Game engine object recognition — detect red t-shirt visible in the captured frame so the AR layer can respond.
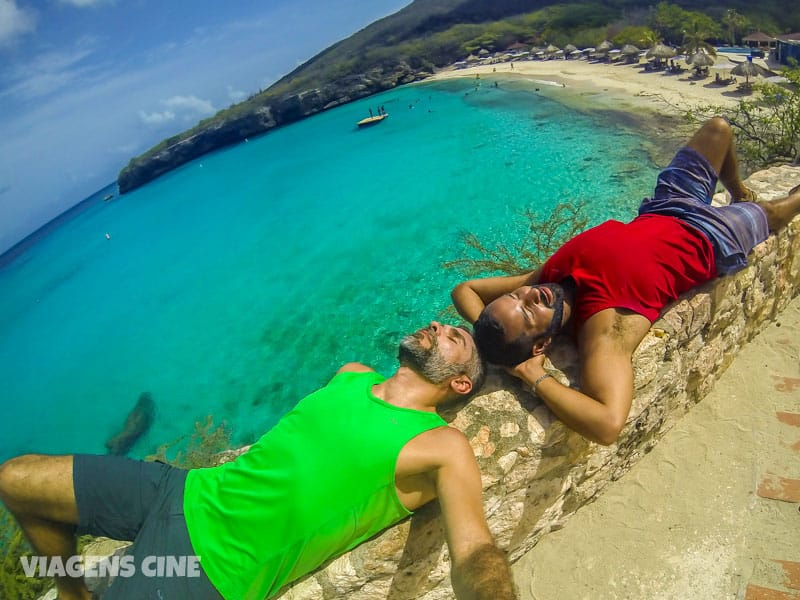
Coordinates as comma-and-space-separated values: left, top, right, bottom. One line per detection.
540, 214, 716, 326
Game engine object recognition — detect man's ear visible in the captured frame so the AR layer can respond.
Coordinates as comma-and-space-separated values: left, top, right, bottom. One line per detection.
449, 374, 473, 397
531, 336, 552, 356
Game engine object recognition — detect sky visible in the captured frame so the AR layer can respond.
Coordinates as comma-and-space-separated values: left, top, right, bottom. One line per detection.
0, 0, 413, 255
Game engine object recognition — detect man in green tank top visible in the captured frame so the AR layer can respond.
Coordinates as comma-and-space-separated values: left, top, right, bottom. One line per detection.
0, 321, 517, 600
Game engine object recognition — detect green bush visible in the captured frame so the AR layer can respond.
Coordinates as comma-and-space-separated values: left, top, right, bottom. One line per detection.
0, 507, 52, 600
685, 66, 800, 171
146, 416, 233, 469
443, 201, 590, 278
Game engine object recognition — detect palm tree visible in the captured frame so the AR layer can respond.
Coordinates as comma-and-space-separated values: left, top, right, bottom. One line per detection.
681, 17, 716, 59
723, 9, 747, 46
640, 29, 660, 49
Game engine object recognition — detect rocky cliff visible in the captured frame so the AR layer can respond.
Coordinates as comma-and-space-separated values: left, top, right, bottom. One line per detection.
117, 64, 426, 193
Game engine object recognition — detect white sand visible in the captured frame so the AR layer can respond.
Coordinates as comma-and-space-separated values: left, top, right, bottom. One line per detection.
428, 58, 749, 116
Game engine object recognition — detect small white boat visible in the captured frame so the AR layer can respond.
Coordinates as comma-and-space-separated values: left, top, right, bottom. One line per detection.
356, 113, 388, 128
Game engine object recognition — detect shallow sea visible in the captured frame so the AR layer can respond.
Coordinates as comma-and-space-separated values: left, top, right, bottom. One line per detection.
0, 77, 661, 461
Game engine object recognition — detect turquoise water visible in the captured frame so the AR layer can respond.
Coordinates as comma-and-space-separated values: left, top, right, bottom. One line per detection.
715, 47, 755, 54
0, 78, 660, 461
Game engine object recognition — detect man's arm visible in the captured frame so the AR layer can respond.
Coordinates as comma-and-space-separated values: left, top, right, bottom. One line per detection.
509, 347, 632, 445
336, 362, 375, 374
451, 269, 541, 323
430, 428, 517, 600
507, 309, 649, 445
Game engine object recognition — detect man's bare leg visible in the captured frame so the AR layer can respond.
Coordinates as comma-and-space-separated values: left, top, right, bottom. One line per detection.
757, 184, 800, 231
0, 455, 91, 600
686, 116, 753, 201
686, 117, 800, 228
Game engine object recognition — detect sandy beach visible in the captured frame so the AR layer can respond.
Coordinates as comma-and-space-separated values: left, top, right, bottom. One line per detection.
428, 56, 753, 115
430, 59, 800, 599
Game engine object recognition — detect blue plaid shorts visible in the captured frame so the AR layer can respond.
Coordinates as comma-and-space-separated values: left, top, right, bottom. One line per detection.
639, 147, 769, 275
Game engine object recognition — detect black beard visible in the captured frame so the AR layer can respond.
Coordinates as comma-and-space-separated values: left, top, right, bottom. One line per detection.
536, 283, 565, 338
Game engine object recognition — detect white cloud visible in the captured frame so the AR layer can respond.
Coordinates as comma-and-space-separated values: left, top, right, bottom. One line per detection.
162, 94, 214, 115
1, 47, 95, 99
227, 85, 246, 103
138, 110, 175, 125
0, 0, 36, 45
110, 142, 139, 155
59, 0, 112, 7
137, 95, 213, 126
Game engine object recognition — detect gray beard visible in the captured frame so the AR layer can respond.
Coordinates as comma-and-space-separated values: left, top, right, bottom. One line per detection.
398, 329, 462, 384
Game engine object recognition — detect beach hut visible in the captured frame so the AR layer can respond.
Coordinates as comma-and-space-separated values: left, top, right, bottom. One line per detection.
563, 44, 578, 59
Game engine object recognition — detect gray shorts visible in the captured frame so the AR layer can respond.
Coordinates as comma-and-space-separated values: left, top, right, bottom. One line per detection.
73, 454, 223, 600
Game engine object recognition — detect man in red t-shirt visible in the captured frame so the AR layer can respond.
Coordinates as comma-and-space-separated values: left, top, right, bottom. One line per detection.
452, 118, 800, 445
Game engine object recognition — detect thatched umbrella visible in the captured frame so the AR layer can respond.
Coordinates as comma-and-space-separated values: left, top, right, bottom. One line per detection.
731, 57, 771, 84
621, 44, 640, 56
478, 48, 490, 56
646, 43, 676, 60
545, 44, 560, 55
597, 40, 613, 53
688, 51, 715, 67
563, 44, 578, 54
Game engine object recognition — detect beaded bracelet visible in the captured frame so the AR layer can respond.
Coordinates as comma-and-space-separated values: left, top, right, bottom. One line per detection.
532, 372, 553, 391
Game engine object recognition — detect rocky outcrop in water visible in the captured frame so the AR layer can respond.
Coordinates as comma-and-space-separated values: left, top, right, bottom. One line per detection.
117, 64, 425, 193
105, 392, 155, 456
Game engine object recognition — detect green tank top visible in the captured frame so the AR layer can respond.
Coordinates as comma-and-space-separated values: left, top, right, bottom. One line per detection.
183, 371, 447, 600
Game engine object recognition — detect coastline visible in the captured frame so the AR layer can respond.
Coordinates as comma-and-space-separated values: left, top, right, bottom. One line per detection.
424, 58, 746, 167
426, 58, 741, 115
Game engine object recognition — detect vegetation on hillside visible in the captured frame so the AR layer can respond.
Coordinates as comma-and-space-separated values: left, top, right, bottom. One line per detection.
123, 0, 800, 171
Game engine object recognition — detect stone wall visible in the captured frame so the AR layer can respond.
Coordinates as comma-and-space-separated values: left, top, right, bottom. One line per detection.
276, 165, 800, 600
